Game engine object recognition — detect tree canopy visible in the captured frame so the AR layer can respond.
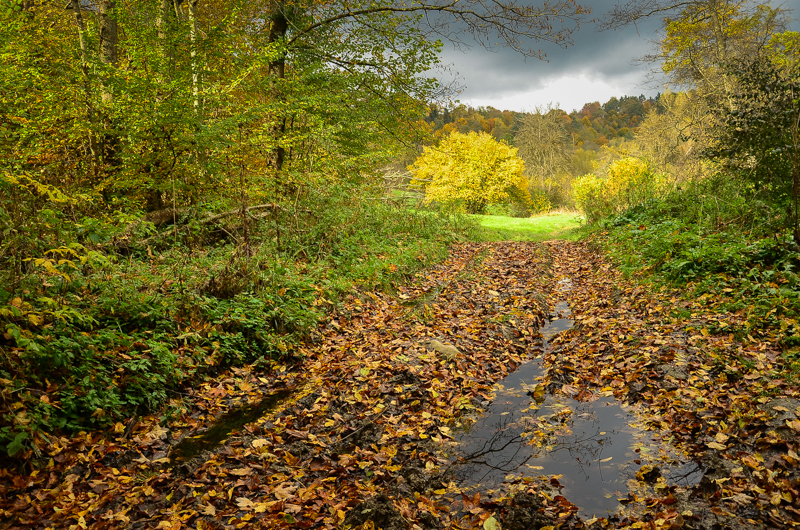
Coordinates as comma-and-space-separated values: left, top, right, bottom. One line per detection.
410, 131, 528, 214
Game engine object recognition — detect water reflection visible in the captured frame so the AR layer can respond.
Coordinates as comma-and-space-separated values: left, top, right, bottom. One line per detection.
456, 390, 689, 518
453, 279, 701, 519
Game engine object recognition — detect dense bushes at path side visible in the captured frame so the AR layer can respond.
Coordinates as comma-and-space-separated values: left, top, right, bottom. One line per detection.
586, 174, 800, 380
0, 184, 475, 458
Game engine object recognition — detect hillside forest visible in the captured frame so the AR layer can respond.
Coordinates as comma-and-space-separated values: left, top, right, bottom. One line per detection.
4, 0, 800, 528
415, 95, 661, 211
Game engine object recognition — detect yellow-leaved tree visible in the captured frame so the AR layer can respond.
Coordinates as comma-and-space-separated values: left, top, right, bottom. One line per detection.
572, 157, 669, 222
410, 131, 528, 214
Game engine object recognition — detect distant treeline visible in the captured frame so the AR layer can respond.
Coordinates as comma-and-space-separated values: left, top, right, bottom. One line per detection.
426, 94, 662, 150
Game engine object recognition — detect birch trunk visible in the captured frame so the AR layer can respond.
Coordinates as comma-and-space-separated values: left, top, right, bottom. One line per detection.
69, 0, 100, 166
97, 0, 120, 173
187, 0, 201, 115
97, 0, 118, 104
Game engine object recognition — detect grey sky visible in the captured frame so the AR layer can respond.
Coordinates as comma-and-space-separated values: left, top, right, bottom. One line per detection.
437, 0, 800, 112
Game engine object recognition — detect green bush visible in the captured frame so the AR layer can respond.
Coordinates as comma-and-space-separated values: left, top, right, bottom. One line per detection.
0, 183, 473, 457
593, 174, 800, 352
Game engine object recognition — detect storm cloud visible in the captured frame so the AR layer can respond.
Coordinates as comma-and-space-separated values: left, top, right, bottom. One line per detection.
434, 0, 799, 111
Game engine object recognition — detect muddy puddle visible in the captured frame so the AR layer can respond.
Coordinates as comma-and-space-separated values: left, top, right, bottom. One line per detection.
453, 279, 702, 519
169, 388, 294, 463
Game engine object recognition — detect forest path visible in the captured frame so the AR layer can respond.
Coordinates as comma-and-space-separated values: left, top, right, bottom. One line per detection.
2, 241, 799, 529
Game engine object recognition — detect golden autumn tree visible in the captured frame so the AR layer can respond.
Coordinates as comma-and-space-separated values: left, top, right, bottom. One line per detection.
410, 131, 528, 214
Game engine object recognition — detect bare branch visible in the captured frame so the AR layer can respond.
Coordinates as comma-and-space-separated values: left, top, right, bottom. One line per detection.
599, 0, 694, 31
286, 0, 589, 59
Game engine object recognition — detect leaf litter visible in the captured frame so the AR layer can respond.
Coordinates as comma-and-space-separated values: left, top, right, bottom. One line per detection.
0, 241, 798, 529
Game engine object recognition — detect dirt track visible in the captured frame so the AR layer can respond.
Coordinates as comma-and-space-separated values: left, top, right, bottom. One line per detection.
2, 241, 799, 529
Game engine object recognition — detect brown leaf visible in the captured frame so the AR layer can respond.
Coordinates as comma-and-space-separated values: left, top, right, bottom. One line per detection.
236, 497, 255, 511
274, 482, 298, 500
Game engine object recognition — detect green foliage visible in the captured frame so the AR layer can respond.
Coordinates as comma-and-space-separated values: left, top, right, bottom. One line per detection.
704, 56, 800, 243
592, 174, 800, 348
0, 0, 454, 456
0, 184, 471, 457
766, 30, 800, 67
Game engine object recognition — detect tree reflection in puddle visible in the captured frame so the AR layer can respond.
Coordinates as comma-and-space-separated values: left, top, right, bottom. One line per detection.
453, 279, 701, 519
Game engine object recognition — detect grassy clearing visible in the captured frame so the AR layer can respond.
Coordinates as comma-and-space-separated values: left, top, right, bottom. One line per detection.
472, 211, 585, 241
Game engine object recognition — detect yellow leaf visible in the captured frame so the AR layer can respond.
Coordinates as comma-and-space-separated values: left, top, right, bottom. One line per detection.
483, 516, 500, 530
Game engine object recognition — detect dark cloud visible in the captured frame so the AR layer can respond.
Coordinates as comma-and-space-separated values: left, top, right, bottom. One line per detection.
437, 0, 799, 109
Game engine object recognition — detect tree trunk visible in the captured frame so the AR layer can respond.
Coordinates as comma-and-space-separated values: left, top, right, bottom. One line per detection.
268, 4, 288, 172
97, 0, 120, 174
156, 0, 175, 68
187, 0, 208, 196
187, 0, 201, 115
97, 0, 118, 103
708, 0, 735, 111
69, 0, 100, 167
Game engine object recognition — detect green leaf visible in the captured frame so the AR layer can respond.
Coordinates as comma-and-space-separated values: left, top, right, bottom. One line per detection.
7, 432, 28, 456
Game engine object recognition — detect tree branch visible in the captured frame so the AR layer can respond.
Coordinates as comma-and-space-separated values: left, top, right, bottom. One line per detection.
285, 0, 588, 58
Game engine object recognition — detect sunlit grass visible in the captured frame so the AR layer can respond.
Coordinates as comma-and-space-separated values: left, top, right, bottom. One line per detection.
472, 210, 585, 241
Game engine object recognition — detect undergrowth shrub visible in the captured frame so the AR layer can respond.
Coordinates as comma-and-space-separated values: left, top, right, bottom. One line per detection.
0, 182, 472, 457
594, 172, 800, 355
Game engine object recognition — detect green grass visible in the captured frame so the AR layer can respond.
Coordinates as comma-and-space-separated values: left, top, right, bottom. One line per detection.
472, 211, 585, 241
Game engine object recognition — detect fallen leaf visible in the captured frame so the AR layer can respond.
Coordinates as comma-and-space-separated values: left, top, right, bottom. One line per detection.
236, 497, 255, 511
274, 482, 298, 500
483, 516, 500, 530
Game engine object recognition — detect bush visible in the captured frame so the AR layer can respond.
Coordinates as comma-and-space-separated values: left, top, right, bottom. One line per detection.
591, 174, 800, 354
572, 157, 668, 223
0, 182, 474, 457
